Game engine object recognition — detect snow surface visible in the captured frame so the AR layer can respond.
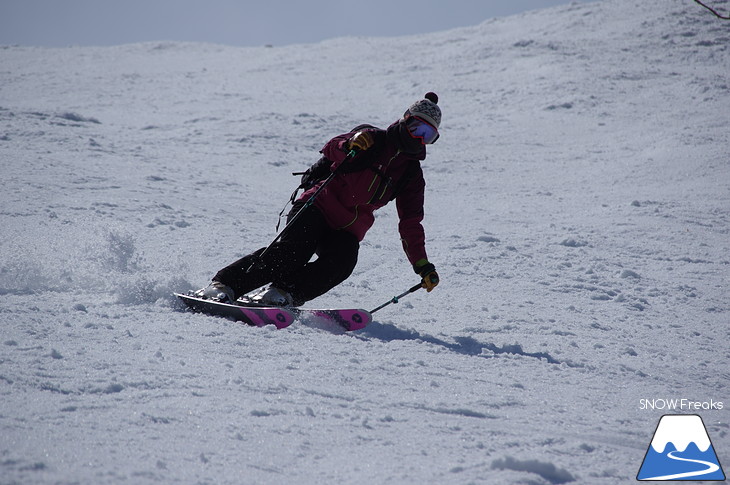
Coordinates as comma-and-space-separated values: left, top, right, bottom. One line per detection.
1, 0, 729, 483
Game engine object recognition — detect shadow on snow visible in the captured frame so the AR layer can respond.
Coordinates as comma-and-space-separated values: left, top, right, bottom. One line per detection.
357, 320, 562, 365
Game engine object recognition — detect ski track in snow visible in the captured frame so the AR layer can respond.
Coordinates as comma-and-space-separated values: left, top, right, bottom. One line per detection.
1, 0, 729, 483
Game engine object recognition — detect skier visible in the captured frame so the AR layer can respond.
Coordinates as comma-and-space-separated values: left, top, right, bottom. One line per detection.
195, 92, 442, 307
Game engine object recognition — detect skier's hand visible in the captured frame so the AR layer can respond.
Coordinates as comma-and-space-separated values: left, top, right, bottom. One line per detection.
348, 131, 374, 152
414, 259, 439, 292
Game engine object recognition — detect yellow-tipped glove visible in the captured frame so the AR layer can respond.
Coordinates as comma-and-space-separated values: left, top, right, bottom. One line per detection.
414, 259, 439, 292
348, 131, 374, 151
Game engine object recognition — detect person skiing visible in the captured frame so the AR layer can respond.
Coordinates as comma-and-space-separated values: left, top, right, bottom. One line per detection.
195, 92, 442, 307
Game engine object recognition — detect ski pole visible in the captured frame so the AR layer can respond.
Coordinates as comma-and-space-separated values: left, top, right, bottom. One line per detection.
249, 149, 359, 270
370, 283, 423, 315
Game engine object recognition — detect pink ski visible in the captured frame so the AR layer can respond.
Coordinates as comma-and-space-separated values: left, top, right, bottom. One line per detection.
297, 309, 372, 331
176, 293, 370, 331
176, 293, 295, 329
239, 307, 294, 329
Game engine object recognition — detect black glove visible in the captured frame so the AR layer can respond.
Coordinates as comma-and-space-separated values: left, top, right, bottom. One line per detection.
299, 156, 332, 190
414, 259, 439, 292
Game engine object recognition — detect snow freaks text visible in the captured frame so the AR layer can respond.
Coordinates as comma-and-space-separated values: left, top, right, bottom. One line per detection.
639, 398, 724, 411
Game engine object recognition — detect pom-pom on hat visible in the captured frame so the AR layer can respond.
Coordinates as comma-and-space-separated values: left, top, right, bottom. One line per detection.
405, 92, 441, 129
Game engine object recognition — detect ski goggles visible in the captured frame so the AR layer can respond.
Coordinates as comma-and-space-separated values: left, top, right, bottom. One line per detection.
406, 116, 439, 144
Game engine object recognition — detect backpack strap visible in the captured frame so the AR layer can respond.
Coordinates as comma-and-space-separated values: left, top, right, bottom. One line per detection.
388, 160, 420, 201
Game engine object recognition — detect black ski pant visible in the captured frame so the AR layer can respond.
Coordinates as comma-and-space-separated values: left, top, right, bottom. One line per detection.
213, 204, 359, 306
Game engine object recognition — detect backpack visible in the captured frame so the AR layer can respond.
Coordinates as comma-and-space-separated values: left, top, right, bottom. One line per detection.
294, 124, 380, 191
277, 125, 420, 229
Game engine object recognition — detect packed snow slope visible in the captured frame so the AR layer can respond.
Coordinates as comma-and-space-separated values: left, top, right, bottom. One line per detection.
1, 0, 728, 483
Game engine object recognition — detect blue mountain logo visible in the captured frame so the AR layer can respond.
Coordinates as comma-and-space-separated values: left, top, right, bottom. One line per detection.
637, 414, 725, 481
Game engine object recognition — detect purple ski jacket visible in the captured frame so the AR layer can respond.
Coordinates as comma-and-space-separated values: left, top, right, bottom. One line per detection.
299, 124, 429, 265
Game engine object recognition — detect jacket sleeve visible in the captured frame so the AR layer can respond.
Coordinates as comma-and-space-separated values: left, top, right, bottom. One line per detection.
320, 133, 352, 167
396, 165, 428, 265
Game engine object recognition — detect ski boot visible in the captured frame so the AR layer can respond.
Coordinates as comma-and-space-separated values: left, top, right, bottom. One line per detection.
193, 281, 235, 304
240, 286, 294, 307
